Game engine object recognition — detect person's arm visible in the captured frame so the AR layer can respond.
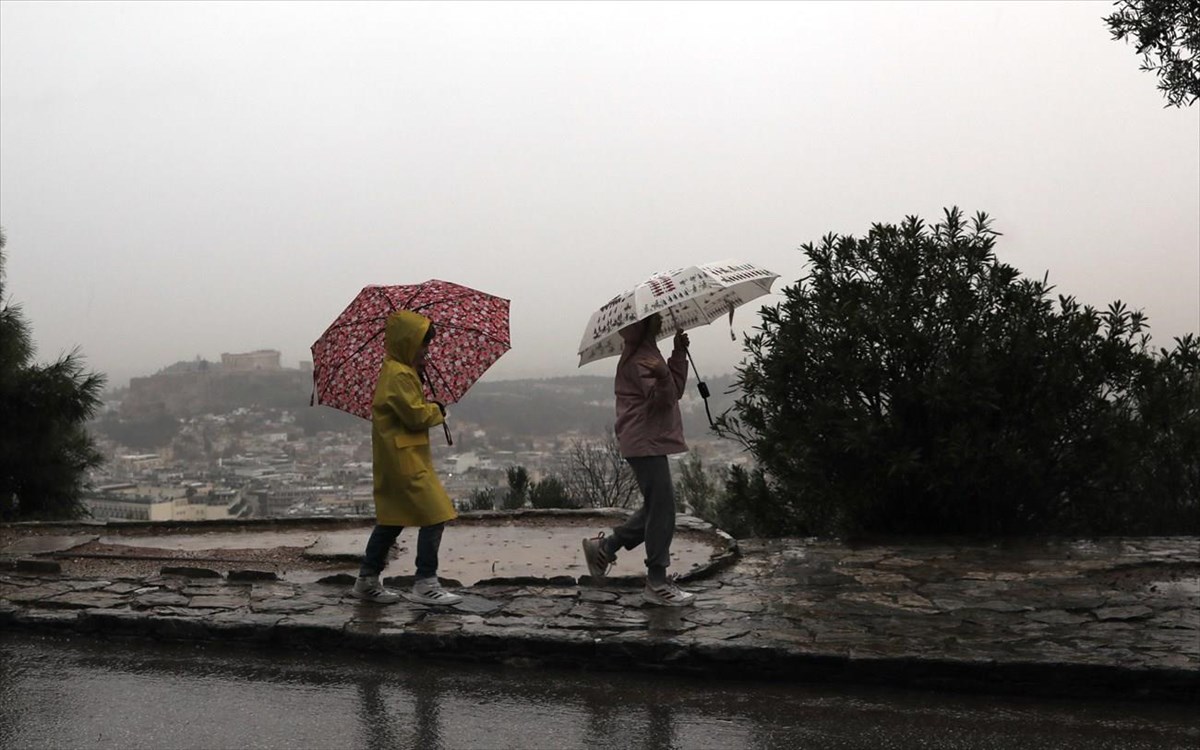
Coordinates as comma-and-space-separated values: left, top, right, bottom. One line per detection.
384, 370, 445, 431
637, 356, 679, 411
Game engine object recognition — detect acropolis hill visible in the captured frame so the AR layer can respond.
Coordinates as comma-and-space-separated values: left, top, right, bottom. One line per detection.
123, 350, 312, 418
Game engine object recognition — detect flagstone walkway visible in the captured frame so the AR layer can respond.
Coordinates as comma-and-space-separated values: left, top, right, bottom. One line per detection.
2, 515, 1196, 703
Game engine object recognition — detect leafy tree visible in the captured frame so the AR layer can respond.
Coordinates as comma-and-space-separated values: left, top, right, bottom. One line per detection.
1122, 334, 1200, 528
716, 465, 788, 539
1105, 0, 1199, 107
505, 465, 530, 508
464, 487, 496, 511
718, 208, 1199, 536
529, 475, 576, 509
675, 453, 720, 518
0, 227, 106, 520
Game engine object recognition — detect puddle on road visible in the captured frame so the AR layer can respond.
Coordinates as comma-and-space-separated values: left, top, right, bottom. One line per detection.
88, 520, 726, 586
300, 524, 722, 585
98, 531, 319, 551
1146, 578, 1200, 596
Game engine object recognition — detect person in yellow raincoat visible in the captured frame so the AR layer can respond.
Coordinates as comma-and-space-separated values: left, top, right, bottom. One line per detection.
351, 310, 462, 606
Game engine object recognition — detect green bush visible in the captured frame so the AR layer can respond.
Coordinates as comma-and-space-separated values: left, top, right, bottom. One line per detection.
503, 465, 529, 509
529, 476, 576, 509
464, 487, 497, 511
719, 208, 1199, 536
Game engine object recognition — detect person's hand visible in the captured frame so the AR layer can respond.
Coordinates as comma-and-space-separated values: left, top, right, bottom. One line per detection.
433, 400, 446, 416
674, 330, 690, 351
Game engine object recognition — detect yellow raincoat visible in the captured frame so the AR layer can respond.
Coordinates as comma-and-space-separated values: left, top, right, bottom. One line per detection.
371, 311, 458, 527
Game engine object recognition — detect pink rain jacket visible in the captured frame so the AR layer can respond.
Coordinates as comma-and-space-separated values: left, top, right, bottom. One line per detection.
613, 319, 689, 458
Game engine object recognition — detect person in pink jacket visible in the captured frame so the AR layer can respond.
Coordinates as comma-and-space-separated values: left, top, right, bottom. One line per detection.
582, 312, 696, 606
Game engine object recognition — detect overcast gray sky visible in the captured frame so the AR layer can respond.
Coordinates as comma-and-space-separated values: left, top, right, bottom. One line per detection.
2, 1, 1197, 389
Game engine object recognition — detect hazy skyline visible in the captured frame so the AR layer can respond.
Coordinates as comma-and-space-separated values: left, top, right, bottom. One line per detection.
2, 1, 1197, 389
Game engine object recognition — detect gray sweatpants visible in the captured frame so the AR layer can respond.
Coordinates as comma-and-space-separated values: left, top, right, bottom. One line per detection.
608, 455, 675, 584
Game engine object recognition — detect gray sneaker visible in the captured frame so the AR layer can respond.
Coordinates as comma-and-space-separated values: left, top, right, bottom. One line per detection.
644, 579, 696, 607
407, 578, 462, 606
350, 575, 401, 605
582, 533, 614, 580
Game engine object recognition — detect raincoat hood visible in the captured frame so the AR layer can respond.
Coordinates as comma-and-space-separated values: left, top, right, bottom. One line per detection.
384, 310, 432, 366
617, 317, 660, 368
618, 318, 651, 345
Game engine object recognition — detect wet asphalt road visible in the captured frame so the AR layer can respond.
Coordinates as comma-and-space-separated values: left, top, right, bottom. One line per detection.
1, 632, 1196, 750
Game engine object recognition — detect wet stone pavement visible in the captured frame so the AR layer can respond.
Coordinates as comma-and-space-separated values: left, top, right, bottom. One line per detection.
1, 515, 1197, 703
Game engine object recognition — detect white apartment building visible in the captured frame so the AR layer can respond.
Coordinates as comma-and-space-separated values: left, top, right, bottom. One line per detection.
85, 484, 248, 522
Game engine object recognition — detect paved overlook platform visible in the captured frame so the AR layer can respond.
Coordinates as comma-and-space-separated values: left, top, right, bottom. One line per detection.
1, 511, 1197, 703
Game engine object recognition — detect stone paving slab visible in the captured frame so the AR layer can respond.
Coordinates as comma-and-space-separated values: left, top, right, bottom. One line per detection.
1, 534, 1197, 703
1, 534, 98, 556
1, 513, 735, 587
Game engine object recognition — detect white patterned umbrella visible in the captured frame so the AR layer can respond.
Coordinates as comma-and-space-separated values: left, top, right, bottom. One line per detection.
577, 260, 779, 367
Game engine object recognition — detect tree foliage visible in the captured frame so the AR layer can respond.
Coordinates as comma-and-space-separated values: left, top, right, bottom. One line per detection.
529, 475, 575, 509
0, 227, 106, 520
718, 208, 1200, 536
504, 465, 530, 509
674, 453, 718, 519
465, 487, 497, 511
1105, 0, 1200, 107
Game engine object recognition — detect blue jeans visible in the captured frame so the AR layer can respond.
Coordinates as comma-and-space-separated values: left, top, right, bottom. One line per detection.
359, 523, 445, 579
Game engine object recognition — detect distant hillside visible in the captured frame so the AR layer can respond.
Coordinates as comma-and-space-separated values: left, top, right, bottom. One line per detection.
120, 366, 311, 418
103, 364, 743, 442
451, 373, 741, 438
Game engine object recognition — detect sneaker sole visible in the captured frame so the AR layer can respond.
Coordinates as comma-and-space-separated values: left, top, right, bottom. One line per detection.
645, 598, 695, 608
643, 591, 696, 608
403, 592, 462, 606
349, 591, 400, 605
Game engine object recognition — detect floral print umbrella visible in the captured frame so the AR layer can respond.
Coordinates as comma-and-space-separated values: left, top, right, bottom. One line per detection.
577, 259, 778, 367
311, 280, 511, 420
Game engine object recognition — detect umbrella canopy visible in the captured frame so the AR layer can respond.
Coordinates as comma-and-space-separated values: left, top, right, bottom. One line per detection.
577, 259, 779, 367
311, 280, 511, 420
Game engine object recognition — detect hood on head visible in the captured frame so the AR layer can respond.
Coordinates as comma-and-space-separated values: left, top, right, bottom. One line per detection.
384, 310, 432, 365
619, 318, 650, 344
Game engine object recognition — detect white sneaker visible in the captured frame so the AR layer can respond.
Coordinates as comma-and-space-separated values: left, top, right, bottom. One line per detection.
644, 579, 696, 607
350, 575, 401, 604
408, 578, 463, 606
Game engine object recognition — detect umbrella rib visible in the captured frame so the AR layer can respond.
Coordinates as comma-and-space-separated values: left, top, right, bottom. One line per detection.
399, 283, 475, 311
429, 319, 512, 349
316, 331, 386, 391
422, 359, 454, 401
408, 288, 484, 312
319, 315, 391, 335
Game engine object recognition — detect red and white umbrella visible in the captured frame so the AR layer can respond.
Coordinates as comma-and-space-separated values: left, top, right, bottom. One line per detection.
576, 259, 778, 427
311, 280, 511, 423
577, 259, 778, 367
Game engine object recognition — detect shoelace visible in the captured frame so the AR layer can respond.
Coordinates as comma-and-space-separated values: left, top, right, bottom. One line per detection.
649, 577, 689, 599
417, 584, 452, 600
592, 533, 614, 567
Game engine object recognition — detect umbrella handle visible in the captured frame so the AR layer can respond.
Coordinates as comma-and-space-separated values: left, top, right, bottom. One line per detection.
669, 314, 715, 429
684, 348, 714, 429
427, 382, 454, 446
